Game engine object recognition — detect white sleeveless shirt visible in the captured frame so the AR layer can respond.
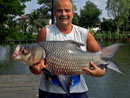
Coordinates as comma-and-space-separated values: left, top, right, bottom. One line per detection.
39, 24, 88, 93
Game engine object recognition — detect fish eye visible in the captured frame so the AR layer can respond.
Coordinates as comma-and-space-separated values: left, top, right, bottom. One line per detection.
20, 48, 29, 55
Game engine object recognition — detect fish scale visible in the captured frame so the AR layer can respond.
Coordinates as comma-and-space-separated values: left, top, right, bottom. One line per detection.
12, 40, 122, 75
45, 51, 88, 75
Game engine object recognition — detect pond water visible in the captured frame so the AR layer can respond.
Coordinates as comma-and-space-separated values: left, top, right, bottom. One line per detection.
0, 44, 31, 74
84, 42, 130, 98
0, 42, 130, 98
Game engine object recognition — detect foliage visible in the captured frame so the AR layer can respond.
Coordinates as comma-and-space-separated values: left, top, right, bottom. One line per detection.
27, 11, 41, 34
1, 0, 130, 43
21, 0, 52, 34
102, 31, 107, 40
107, 31, 112, 39
106, 0, 130, 34
79, 1, 101, 28
101, 18, 116, 33
112, 32, 119, 39
71, 1, 79, 25
88, 27, 101, 39
3, 26, 35, 41
0, 0, 30, 24
0, 0, 31, 43
93, 33, 101, 39
0, 25, 9, 43
88, 27, 95, 34
37, 0, 52, 14
72, 12, 79, 25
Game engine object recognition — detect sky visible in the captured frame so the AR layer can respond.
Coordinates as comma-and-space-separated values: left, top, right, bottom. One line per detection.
25, 0, 109, 19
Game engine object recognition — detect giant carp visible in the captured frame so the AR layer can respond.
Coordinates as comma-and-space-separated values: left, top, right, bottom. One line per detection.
12, 40, 122, 74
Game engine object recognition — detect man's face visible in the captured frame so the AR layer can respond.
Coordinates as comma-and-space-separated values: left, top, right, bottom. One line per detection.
55, 0, 74, 26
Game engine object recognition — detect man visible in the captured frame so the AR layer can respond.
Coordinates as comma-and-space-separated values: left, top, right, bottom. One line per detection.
30, 0, 106, 98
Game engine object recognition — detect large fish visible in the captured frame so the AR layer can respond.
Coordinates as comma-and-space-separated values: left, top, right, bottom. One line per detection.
12, 40, 122, 74
12, 40, 122, 95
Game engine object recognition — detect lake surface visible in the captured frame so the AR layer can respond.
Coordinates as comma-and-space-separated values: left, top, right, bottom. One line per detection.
0, 42, 130, 98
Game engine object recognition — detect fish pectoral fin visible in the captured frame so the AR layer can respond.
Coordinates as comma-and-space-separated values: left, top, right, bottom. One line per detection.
58, 75, 72, 97
42, 68, 52, 77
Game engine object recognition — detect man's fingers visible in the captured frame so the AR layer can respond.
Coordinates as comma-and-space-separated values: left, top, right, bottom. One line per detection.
82, 61, 98, 75
82, 67, 93, 75
90, 61, 97, 68
82, 61, 106, 76
35, 60, 47, 68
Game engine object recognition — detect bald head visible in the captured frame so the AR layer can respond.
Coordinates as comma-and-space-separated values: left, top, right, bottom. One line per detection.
55, 0, 73, 4
55, 0, 74, 12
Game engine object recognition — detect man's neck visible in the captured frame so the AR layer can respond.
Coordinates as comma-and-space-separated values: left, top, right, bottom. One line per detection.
56, 23, 73, 34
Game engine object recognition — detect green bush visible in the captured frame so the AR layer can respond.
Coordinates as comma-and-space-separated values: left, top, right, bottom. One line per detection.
94, 33, 100, 39
108, 31, 112, 39
102, 31, 107, 40
112, 32, 118, 39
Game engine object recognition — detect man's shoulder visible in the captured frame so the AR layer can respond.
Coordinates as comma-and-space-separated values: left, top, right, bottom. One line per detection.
46, 24, 56, 29
73, 24, 88, 32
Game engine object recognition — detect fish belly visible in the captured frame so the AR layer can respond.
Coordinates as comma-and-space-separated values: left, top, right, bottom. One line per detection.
46, 53, 93, 75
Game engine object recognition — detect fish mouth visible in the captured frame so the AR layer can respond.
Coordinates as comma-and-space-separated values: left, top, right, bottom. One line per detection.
12, 45, 21, 59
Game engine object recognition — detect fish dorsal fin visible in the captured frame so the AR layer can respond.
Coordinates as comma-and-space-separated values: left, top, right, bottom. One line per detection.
67, 40, 84, 46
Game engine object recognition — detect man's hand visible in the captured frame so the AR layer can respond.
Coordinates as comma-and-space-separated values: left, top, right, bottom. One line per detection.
82, 61, 106, 77
29, 60, 47, 74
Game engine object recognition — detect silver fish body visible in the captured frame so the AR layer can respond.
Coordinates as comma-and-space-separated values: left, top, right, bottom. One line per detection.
39, 41, 102, 75
12, 40, 122, 75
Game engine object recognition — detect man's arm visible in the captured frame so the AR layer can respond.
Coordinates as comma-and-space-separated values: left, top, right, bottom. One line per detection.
29, 27, 46, 74
87, 32, 101, 52
82, 32, 106, 77
36, 27, 46, 42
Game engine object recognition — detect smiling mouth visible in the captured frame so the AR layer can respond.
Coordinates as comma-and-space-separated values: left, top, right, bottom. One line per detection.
59, 16, 69, 20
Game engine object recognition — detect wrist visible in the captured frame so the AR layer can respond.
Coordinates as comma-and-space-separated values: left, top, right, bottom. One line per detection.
29, 65, 43, 74
29, 65, 35, 69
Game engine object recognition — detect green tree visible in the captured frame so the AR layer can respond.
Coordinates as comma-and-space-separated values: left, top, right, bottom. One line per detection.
17, 0, 54, 36
72, 13, 79, 25
0, 0, 31, 42
106, 0, 130, 34
128, 11, 130, 31
27, 11, 41, 34
28, 0, 52, 33
71, 1, 79, 25
101, 18, 116, 33
37, 0, 52, 18
79, 1, 101, 28
18, 16, 29, 34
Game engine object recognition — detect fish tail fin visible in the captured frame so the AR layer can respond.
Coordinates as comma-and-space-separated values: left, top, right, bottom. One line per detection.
101, 44, 123, 73
107, 60, 123, 74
